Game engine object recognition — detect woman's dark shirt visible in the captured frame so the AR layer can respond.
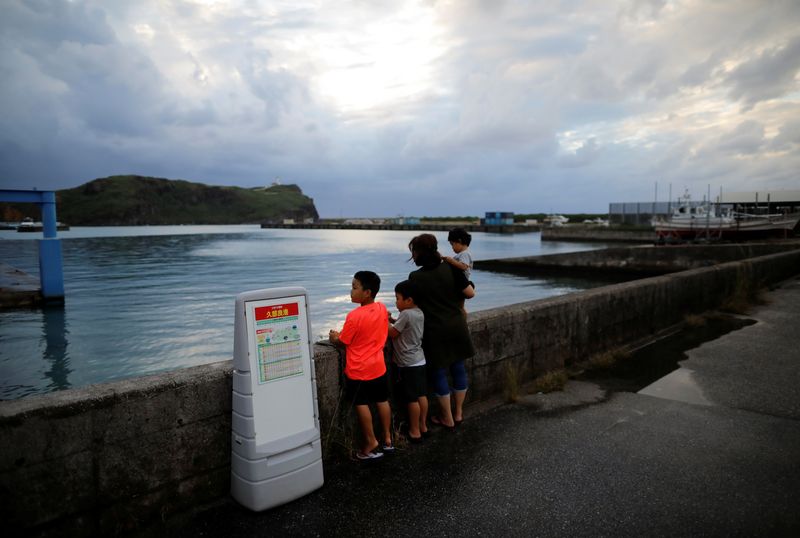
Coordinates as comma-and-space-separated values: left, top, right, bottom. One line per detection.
409, 262, 475, 368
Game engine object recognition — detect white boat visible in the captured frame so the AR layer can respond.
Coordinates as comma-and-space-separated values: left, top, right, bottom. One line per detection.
16, 217, 70, 232
652, 190, 800, 241
544, 214, 569, 227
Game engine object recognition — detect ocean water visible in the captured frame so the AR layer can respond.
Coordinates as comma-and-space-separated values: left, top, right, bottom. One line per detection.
0, 226, 622, 399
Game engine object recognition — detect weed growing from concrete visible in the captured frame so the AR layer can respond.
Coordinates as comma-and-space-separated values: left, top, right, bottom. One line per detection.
684, 313, 707, 328
393, 423, 411, 449
504, 363, 521, 403
322, 392, 357, 460
580, 347, 632, 371
721, 268, 768, 314
530, 369, 568, 393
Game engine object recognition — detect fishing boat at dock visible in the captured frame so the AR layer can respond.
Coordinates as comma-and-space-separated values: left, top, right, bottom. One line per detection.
652, 190, 800, 241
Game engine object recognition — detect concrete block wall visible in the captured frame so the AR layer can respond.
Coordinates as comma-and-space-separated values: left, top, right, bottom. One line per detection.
2, 247, 800, 536
476, 241, 800, 276
0, 362, 233, 536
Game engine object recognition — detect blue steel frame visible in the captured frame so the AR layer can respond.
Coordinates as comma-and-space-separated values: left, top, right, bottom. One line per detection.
0, 189, 65, 302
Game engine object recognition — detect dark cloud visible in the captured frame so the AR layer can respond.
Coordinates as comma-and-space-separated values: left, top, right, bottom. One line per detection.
679, 52, 724, 88
716, 120, 766, 155
3, 0, 115, 48
770, 117, 800, 151
725, 37, 800, 110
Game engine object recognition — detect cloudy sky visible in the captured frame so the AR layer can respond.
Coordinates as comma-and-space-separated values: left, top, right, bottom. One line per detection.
1, 0, 799, 217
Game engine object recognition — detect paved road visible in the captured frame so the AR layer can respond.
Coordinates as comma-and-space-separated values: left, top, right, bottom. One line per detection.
159, 276, 800, 537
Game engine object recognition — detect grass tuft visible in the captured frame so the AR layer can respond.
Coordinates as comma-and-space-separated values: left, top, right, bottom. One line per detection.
720, 266, 769, 315
684, 313, 707, 328
530, 369, 568, 393
582, 347, 632, 371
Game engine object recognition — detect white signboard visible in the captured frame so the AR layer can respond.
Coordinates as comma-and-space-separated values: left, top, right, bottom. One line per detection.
245, 295, 315, 445
231, 287, 323, 511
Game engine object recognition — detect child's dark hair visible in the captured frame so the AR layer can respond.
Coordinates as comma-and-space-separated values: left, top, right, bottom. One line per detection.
354, 270, 381, 297
394, 280, 418, 303
448, 227, 472, 246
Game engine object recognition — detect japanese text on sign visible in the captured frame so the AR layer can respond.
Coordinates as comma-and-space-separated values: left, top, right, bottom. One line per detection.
254, 302, 304, 383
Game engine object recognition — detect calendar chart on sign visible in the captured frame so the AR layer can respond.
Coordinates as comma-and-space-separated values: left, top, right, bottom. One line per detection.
254, 302, 304, 383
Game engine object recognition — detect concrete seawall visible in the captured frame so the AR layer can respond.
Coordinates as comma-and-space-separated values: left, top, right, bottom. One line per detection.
541, 227, 654, 242
476, 241, 800, 276
2, 246, 800, 536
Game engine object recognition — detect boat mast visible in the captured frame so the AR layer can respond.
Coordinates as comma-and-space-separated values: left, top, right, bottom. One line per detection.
668, 184, 672, 214
706, 184, 711, 240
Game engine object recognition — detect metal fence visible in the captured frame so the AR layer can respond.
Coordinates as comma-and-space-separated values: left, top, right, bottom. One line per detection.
608, 201, 705, 226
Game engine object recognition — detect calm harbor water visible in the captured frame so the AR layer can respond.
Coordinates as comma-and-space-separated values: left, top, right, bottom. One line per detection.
0, 226, 622, 400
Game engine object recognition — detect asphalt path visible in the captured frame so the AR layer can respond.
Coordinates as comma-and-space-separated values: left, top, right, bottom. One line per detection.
159, 276, 800, 537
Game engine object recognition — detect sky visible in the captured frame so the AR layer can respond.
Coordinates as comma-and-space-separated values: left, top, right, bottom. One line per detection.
1, 0, 799, 217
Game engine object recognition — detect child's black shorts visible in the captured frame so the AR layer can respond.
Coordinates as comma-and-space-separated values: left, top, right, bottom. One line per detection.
346, 373, 389, 405
396, 364, 427, 401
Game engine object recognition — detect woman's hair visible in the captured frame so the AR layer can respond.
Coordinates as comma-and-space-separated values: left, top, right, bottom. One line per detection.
408, 233, 441, 268
447, 227, 472, 246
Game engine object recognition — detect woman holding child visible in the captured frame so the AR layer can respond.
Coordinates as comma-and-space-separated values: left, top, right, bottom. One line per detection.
408, 233, 475, 429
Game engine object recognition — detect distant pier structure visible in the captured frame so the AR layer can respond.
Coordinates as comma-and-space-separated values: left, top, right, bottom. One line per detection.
260, 222, 539, 234
0, 189, 65, 304
262, 211, 538, 234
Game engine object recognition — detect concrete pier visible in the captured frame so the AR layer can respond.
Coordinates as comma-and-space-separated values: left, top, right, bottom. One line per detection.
170, 276, 800, 537
169, 275, 800, 537
0, 263, 41, 308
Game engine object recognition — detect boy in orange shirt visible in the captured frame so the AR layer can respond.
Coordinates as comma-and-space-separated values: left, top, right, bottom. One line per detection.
329, 271, 393, 460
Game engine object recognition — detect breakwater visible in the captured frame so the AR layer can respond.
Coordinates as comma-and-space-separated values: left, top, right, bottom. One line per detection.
476, 241, 800, 277
3, 244, 800, 536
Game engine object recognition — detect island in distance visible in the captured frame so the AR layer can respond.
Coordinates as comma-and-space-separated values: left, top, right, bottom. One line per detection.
1, 175, 319, 226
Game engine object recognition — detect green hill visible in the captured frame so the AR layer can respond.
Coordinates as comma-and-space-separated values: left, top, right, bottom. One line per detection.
1, 175, 319, 225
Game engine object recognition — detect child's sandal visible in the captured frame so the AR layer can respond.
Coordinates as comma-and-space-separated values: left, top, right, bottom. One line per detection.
356, 450, 383, 461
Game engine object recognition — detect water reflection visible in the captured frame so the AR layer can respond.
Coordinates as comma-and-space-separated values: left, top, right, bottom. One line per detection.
0, 226, 624, 400
41, 306, 71, 391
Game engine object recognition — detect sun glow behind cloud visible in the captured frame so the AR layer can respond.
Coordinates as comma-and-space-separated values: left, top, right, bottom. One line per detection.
311, 4, 446, 116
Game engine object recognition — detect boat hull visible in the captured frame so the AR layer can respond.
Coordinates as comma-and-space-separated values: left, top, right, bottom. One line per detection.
655, 213, 800, 241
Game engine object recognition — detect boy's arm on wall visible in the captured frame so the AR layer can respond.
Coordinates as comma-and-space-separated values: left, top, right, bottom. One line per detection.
329, 330, 345, 347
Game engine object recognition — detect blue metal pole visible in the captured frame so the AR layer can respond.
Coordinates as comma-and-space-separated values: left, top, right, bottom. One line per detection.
41, 191, 58, 238
38, 191, 65, 303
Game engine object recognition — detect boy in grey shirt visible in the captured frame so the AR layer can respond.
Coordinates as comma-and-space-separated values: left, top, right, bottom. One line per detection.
388, 280, 428, 442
